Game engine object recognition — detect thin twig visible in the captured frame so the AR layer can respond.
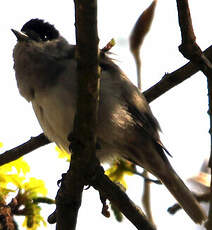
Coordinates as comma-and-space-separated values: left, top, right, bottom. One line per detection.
176, 0, 212, 71
0, 133, 50, 166
176, 0, 212, 227
90, 167, 156, 230
168, 192, 210, 214
143, 45, 212, 103
142, 170, 155, 226
127, 169, 161, 184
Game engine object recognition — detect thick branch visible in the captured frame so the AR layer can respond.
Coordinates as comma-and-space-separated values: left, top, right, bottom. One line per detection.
176, 0, 212, 227
55, 1, 156, 229
55, 0, 100, 229
0, 134, 50, 166
207, 76, 212, 228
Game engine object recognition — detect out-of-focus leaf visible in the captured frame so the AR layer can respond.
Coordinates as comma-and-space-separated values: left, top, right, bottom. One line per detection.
129, 0, 157, 90
130, 0, 157, 53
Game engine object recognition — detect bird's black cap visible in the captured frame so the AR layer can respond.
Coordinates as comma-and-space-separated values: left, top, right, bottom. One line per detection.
21, 19, 59, 41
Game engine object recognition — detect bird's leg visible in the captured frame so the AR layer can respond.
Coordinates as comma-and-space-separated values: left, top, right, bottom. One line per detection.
68, 132, 101, 152
67, 132, 84, 153
56, 132, 101, 187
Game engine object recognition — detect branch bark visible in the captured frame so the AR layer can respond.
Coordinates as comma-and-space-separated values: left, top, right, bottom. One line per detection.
207, 77, 212, 229
168, 192, 210, 215
175, 0, 212, 227
55, 0, 100, 229
54, 1, 157, 229
0, 133, 50, 166
143, 45, 212, 103
90, 170, 156, 230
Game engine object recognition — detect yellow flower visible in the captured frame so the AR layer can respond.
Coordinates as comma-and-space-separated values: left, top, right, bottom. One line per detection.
55, 145, 70, 161
105, 160, 134, 189
0, 158, 30, 189
0, 149, 49, 230
0, 157, 30, 175
23, 177, 47, 197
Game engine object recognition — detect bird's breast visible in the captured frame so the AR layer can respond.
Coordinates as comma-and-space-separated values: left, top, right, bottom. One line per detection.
31, 83, 77, 152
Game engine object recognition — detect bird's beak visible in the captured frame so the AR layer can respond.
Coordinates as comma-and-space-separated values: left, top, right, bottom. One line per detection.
11, 29, 30, 41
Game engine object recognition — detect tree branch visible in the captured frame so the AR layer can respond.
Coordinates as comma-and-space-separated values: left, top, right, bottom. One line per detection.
168, 192, 210, 215
55, 0, 100, 229
175, 0, 212, 227
90, 169, 156, 230
142, 170, 155, 226
176, 0, 212, 71
0, 133, 50, 166
143, 45, 212, 103
55, 1, 156, 229
207, 77, 212, 228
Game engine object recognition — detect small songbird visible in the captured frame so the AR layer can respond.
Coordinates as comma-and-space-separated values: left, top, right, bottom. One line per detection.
12, 19, 206, 224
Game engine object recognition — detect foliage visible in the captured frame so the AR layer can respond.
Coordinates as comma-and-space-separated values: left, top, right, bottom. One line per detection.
0, 143, 54, 230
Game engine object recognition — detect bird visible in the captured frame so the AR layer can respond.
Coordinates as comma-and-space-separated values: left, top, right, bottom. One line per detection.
12, 18, 206, 224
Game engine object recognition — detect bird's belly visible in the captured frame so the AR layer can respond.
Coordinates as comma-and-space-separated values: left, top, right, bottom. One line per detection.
30, 84, 138, 163
32, 88, 76, 153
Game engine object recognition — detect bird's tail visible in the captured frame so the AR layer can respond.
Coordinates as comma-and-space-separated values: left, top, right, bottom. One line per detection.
159, 167, 207, 224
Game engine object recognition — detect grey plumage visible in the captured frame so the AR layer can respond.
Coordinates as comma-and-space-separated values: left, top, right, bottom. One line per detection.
12, 19, 206, 224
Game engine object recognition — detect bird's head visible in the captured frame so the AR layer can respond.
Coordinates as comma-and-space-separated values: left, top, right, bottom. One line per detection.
12, 19, 73, 101
12, 18, 74, 66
